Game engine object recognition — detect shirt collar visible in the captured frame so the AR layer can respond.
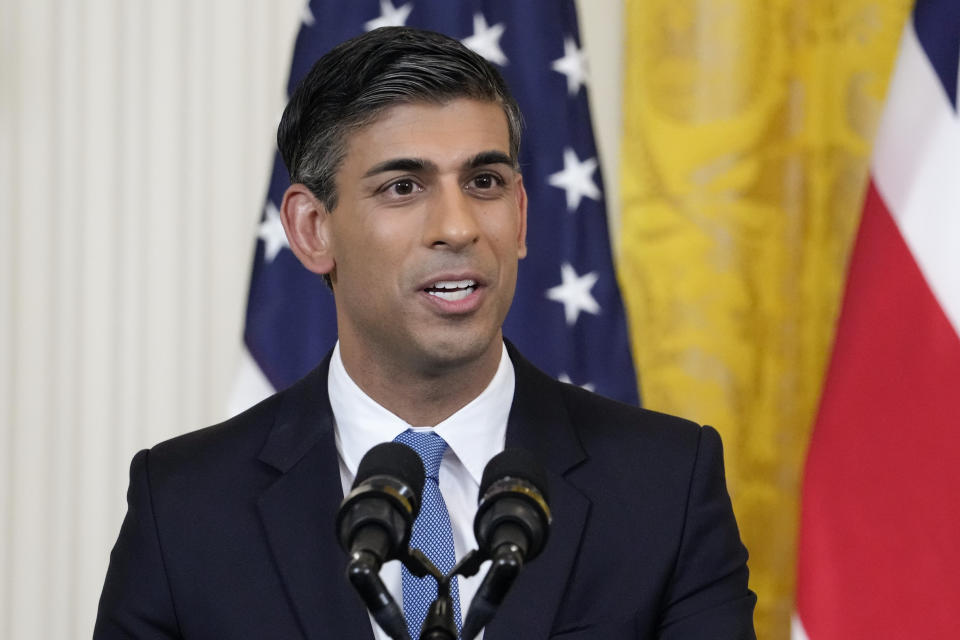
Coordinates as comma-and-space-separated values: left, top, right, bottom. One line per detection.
329, 341, 514, 486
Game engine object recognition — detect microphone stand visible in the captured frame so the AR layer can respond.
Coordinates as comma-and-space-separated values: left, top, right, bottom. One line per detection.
344, 548, 411, 640
400, 548, 486, 640
356, 531, 531, 639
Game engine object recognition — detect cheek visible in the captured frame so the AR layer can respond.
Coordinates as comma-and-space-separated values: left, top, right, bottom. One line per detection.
342, 229, 415, 296
334, 210, 404, 268
483, 215, 524, 257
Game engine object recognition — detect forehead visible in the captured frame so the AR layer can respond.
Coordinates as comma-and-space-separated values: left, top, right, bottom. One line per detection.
341, 98, 511, 171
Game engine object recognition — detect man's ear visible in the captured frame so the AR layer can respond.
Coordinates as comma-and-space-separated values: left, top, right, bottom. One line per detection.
279, 183, 335, 275
516, 174, 528, 259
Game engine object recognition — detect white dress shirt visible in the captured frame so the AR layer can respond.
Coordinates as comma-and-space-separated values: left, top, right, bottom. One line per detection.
329, 341, 514, 640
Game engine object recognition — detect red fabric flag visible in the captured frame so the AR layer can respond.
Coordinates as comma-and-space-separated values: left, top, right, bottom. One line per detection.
794, 1, 960, 637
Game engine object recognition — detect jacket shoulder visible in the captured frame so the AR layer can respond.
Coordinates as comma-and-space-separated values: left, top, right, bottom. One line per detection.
148, 390, 285, 475
556, 376, 708, 459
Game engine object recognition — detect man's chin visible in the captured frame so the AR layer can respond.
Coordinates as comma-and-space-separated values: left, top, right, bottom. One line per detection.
411, 332, 502, 375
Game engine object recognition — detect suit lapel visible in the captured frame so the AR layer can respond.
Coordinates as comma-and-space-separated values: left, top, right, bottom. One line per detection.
485, 344, 590, 639
256, 356, 375, 640
254, 344, 589, 639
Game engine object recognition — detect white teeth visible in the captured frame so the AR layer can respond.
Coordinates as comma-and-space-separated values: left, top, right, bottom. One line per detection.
430, 279, 476, 290
428, 289, 472, 302
425, 279, 477, 302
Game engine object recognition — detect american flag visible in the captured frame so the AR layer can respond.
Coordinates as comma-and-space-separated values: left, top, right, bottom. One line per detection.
232, 0, 638, 412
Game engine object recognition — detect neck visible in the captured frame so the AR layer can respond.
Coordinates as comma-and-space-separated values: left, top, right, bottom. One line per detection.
338, 337, 503, 427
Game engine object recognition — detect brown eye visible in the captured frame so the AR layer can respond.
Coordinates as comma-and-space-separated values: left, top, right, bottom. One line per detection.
474, 174, 494, 189
470, 173, 503, 190
392, 180, 417, 195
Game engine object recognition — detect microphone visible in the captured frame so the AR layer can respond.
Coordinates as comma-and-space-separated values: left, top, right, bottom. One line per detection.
336, 442, 426, 640
462, 449, 552, 640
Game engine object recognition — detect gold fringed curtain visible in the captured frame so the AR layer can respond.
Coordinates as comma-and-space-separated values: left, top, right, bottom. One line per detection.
618, 1, 912, 637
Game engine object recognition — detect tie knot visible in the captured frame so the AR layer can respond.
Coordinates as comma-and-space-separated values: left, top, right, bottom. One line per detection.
394, 430, 448, 479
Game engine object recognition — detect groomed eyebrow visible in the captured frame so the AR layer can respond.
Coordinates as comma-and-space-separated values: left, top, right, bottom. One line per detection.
362, 150, 515, 179
362, 157, 436, 178
467, 150, 515, 169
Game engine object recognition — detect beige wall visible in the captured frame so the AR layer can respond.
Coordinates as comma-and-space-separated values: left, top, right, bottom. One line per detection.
0, 1, 624, 636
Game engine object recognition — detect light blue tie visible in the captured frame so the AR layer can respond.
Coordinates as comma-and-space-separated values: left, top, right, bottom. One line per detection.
393, 429, 462, 639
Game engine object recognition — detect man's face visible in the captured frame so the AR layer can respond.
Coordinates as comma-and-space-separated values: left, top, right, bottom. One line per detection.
325, 98, 527, 375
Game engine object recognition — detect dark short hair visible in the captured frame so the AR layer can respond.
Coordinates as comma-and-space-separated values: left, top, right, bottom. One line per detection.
277, 26, 523, 212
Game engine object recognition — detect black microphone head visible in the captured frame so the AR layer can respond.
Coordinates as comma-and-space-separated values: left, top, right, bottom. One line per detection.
479, 448, 549, 504
465, 449, 552, 638
336, 442, 427, 563
475, 448, 552, 562
355, 441, 426, 500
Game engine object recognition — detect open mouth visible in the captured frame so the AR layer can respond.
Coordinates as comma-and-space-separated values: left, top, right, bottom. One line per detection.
424, 279, 478, 302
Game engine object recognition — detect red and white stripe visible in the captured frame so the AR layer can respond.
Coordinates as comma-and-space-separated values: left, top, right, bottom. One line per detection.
794, 14, 960, 640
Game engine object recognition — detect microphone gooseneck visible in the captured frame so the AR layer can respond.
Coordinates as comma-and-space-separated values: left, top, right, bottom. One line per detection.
336, 442, 426, 640
462, 448, 552, 640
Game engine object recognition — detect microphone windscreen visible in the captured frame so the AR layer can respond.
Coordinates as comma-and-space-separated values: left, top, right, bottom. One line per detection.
479, 448, 549, 503
354, 442, 426, 498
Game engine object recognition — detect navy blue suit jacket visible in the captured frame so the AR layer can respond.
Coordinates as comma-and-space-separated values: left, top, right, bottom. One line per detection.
95, 344, 756, 639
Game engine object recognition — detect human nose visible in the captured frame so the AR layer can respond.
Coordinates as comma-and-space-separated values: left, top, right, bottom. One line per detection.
423, 181, 480, 251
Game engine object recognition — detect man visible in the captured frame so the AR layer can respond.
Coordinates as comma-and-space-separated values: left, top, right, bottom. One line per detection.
95, 27, 755, 639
